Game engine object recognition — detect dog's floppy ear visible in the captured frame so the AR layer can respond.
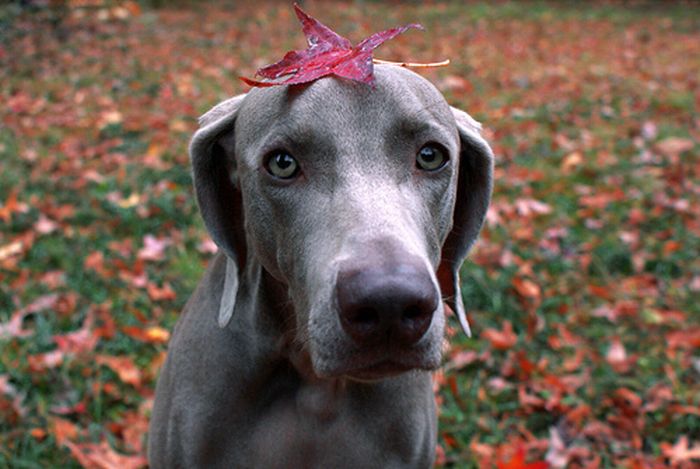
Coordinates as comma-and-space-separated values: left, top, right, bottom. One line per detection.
438, 107, 494, 337
189, 94, 247, 328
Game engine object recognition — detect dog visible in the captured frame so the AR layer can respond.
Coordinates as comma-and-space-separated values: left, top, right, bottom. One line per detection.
148, 64, 493, 468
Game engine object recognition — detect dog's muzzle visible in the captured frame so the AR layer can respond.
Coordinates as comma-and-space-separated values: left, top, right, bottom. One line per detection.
335, 251, 438, 348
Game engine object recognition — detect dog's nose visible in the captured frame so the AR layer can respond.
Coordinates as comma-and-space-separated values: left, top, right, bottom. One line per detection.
336, 259, 438, 347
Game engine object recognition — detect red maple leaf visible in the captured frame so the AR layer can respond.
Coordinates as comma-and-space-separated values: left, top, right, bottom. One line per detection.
241, 3, 422, 87
496, 446, 549, 469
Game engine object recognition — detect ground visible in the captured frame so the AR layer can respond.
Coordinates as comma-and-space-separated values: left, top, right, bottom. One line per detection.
1, 1, 699, 468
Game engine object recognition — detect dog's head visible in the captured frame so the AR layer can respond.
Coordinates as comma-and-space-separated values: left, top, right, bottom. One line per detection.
190, 65, 493, 380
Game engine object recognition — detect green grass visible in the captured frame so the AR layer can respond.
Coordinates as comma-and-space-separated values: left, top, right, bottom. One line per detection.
1, 1, 699, 467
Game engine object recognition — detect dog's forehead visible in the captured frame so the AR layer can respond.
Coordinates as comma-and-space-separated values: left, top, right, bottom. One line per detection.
236, 66, 455, 141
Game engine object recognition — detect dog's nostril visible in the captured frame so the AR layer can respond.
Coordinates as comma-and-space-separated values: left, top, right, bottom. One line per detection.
353, 307, 379, 325
402, 304, 423, 321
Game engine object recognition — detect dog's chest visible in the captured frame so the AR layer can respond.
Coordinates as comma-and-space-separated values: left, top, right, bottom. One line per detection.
235, 380, 432, 468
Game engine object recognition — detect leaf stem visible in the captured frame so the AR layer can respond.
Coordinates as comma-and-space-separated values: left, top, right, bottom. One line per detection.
372, 58, 450, 68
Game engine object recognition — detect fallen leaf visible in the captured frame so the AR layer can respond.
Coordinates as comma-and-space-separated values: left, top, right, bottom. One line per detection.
137, 234, 171, 261
0, 294, 58, 339
654, 137, 694, 158
242, 4, 422, 87
0, 374, 27, 418
667, 327, 700, 350
64, 439, 147, 469
117, 411, 149, 453
445, 349, 479, 371
27, 349, 64, 372
561, 151, 583, 174
545, 426, 569, 468
34, 214, 59, 234
513, 277, 541, 300
0, 240, 24, 262
53, 312, 99, 355
146, 282, 176, 301
30, 427, 47, 440
197, 238, 218, 254
661, 435, 700, 465
0, 188, 29, 222
49, 416, 80, 447
96, 355, 142, 388
606, 337, 631, 373
84, 251, 112, 278
497, 445, 549, 469
482, 321, 518, 350
514, 198, 552, 217
122, 325, 170, 344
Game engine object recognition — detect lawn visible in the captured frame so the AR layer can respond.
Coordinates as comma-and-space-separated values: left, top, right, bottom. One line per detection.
1, 1, 699, 467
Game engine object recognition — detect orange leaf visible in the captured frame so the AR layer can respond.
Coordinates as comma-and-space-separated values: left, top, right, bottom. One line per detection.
605, 337, 629, 373
30, 427, 47, 440
122, 325, 170, 344
654, 137, 694, 158
64, 440, 147, 469
49, 417, 79, 447
497, 446, 549, 469
146, 282, 176, 301
482, 321, 518, 350
513, 277, 541, 300
96, 355, 142, 388
661, 435, 700, 465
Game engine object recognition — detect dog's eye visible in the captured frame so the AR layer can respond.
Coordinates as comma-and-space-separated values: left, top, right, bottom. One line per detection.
265, 151, 300, 179
416, 144, 448, 171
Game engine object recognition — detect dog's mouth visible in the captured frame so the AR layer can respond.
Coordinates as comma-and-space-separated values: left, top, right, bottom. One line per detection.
316, 341, 442, 381
343, 360, 414, 382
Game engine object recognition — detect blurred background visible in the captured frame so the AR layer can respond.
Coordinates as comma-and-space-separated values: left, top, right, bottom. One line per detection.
1, 1, 699, 467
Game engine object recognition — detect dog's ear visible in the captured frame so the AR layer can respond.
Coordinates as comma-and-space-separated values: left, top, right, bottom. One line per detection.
189, 94, 247, 328
437, 107, 494, 337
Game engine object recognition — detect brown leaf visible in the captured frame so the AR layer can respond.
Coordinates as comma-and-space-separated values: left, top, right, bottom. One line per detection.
30, 427, 47, 440
34, 214, 59, 235
661, 435, 700, 465
445, 349, 479, 371
0, 294, 59, 339
96, 355, 142, 388
121, 325, 170, 344
606, 337, 632, 373
118, 411, 149, 453
514, 198, 552, 217
0, 188, 29, 222
561, 151, 583, 174
545, 426, 570, 468
49, 416, 80, 447
0, 240, 24, 263
654, 137, 694, 158
0, 374, 26, 419
137, 234, 171, 262
64, 440, 147, 469
667, 327, 700, 350
27, 349, 64, 372
513, 277, 541, 300
84, 251, 112, 278
482, 321, 518, 350
54, 313, 99, 355
146, 282, 176, 301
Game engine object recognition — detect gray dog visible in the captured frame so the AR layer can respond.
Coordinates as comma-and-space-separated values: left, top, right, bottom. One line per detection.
148, 65, 493, 468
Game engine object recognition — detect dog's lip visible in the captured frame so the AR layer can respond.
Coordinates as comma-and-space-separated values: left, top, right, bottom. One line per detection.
343, 360, 414, 382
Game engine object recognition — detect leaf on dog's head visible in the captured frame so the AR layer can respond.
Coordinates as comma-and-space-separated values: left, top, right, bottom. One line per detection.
241, 3, 423, 87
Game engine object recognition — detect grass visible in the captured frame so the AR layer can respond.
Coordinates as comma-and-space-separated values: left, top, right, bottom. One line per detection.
1, 1, 699, 467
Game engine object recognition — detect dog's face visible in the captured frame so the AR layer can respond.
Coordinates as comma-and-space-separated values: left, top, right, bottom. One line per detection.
191, 66, 493, 380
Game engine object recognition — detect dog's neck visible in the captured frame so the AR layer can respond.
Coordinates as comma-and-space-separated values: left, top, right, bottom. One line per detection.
229, 254, 347, 414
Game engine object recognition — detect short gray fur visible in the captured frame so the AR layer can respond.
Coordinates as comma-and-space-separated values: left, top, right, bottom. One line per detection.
148, 65, 493, 468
